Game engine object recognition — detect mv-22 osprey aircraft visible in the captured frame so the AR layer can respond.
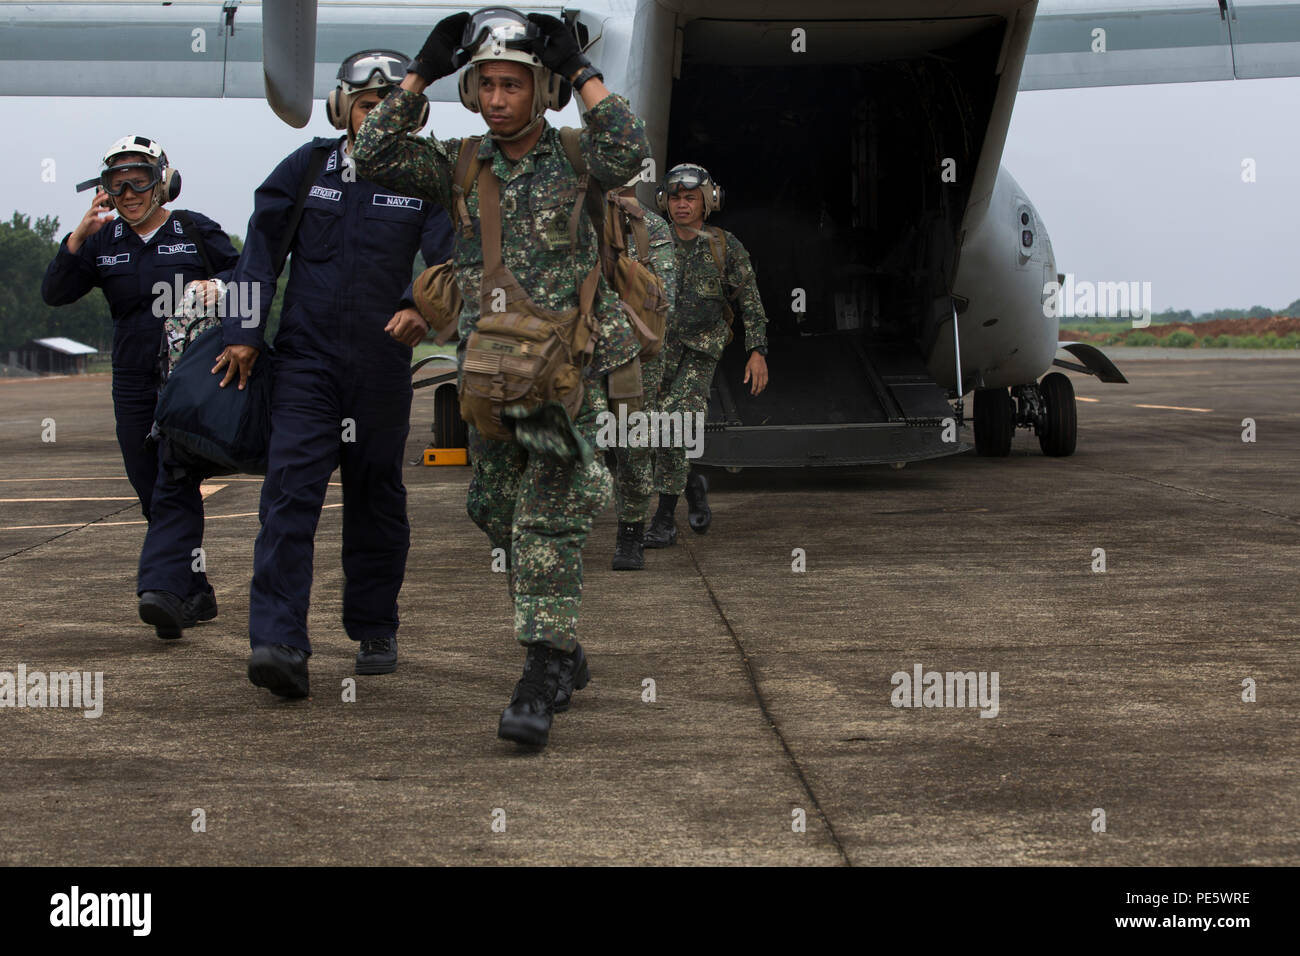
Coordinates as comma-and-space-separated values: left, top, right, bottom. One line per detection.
3, 0, 1297, 466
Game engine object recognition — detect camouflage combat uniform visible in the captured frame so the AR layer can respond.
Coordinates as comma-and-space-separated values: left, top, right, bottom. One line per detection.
652, 225, 768, 497
354, 88, 650, 651
613, 206, 676, 522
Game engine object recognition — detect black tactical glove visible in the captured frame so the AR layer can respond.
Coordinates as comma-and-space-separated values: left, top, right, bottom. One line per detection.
526, 13, 589, 80
412, 11, 471, 83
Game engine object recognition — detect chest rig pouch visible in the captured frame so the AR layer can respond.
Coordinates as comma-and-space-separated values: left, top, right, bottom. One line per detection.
459, 160, 601, 441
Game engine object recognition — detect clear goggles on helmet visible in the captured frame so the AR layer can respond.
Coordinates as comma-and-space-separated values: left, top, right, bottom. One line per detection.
461, 6, 540, 55
99, 161, 162, 196
662, 167, 710, 194
338, 50, 411, 89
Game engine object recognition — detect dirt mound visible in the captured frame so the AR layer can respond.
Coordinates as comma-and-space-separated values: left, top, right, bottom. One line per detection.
1060, 316, 1300, 343
1178, 316, 1300, 337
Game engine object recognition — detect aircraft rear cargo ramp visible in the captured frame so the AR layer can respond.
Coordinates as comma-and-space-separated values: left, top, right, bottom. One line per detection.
702, 335, 967, 467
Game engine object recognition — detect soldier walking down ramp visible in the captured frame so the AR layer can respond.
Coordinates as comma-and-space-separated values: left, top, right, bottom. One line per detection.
644, 164, 771, 548
354, 6, 651, 747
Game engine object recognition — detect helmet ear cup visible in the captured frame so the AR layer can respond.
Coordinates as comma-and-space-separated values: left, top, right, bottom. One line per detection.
413, 97, 431, 131
655, 187, 668, 215
540, 71, 571, 112
459, 65, 481, 112
325, 87, 349, 129
706, 182, 722, 216
163, 167, 181, 202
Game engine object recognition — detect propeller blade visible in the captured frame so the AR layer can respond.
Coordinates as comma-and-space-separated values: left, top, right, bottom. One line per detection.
263, 0, 317, 128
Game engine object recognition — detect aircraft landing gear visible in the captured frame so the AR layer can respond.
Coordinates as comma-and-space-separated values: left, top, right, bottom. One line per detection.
1009, 372, 1077, 458
431, 381, 469, 449
974, 373, 1078, 458
1032, 371, 1077, 457
974, 387, 1014, 456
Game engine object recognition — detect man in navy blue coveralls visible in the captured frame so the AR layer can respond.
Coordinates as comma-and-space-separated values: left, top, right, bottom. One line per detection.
214, 51, 453, 698
41, 136, 239, 634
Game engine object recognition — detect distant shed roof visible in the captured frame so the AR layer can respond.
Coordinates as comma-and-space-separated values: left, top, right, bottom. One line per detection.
31, 338, 98, 356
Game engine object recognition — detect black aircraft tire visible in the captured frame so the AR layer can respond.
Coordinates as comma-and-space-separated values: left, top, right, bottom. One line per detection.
974, 387, 1014, 457
432, 382, 469, 449
1038, 371, 1077, 457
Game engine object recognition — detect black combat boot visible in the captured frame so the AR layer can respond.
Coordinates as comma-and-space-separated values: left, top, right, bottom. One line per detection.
685, 470, 711, 534
355, 635, 398, 675
498, 643, 565, 747
181, 587, 218, 627
553, 642, 590, 713
247, 644, 311, 699
612, 521, 645, 570
643, 494, 678, 549
139, 590, 185, 640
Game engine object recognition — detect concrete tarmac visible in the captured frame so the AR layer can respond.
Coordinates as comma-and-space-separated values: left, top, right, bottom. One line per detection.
0, 357, 1296, 865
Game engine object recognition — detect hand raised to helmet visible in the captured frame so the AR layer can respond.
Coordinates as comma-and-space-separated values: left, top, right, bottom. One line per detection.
412, 11, 472, 83
525, 13, 589, 79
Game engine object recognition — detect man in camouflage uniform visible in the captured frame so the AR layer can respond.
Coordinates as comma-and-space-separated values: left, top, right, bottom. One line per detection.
611, 198, 676, 571
354, 7, 650, 747
644, 164, 770, 548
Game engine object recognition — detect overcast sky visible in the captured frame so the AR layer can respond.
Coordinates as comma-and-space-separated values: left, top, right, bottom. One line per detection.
3, 75, 1297, 314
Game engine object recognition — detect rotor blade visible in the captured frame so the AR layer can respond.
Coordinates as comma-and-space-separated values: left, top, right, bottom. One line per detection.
263, 0, 317, 128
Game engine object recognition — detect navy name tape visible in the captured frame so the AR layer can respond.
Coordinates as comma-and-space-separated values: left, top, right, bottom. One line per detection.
309, 186, 342, 202
372, 194, 423, 211
96, 253, 130, 266
156, 243, 198, 256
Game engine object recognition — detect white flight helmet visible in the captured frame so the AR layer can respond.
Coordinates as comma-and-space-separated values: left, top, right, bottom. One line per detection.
457, 6, 571, 139
100, 135, 180, 226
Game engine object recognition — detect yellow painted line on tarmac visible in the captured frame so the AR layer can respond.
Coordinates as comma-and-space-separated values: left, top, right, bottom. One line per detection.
1133, 403, 1213, 413
0, 477, 336, 485
0, 477, 132, 482
1076, 397, 1100, 403
2, 521, 131, 530
199, 484, 227, 499
0, 497, 138, 502
0, 503, 341, 531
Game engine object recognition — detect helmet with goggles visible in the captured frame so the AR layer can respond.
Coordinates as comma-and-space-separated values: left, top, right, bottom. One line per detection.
456, 6, 571, 130
656, 164, 723, 217
98, 135, 180, 226
327, 49, 428, 132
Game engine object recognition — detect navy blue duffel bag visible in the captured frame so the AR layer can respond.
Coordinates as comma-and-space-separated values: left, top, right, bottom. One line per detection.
154, 326, 272, 476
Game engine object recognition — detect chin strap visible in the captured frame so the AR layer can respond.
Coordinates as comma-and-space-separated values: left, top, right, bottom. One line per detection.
117, 186, 163, 227
490, 113, 544, 144
118, 200, 160, 228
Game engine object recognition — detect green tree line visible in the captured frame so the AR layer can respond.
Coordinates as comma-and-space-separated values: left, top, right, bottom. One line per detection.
1, 212, 114, 353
